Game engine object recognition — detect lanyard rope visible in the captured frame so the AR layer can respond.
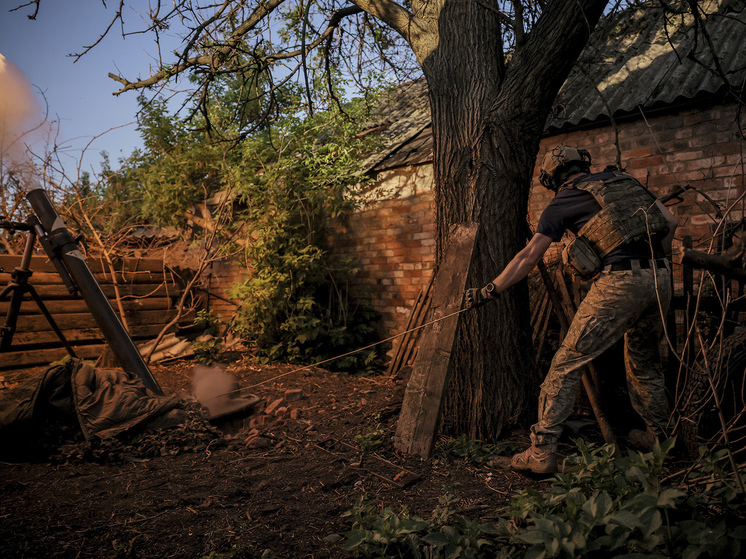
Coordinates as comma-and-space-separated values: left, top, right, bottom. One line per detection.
202, 305, 470, 400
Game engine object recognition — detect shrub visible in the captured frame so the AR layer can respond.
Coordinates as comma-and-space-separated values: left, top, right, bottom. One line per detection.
342, 439, 746, 558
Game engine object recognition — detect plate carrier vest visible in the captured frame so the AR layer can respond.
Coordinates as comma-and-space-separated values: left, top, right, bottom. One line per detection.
561, 172, 669, 278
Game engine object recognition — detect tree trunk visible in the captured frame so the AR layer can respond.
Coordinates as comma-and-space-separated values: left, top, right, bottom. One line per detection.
418, 0, 608, 439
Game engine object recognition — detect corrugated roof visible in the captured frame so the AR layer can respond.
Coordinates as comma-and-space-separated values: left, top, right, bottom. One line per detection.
367, 0, 746, 171
360, 79, 431, 172
547, 0, 746, 130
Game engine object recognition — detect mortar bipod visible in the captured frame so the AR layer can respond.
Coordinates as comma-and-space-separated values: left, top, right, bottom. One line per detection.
0, 215, 77, 356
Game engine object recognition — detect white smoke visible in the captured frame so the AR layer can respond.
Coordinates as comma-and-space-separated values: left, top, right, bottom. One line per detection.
0, 54, 41, 164
0, 53, 48, 196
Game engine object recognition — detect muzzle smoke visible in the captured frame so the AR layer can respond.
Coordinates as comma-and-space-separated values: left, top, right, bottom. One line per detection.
0, 54, 42, 166
191, 365, 239, 418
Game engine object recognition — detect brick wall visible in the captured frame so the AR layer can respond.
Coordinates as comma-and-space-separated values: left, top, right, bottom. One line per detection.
530, 103, 746, 246
201, 259, 248, 320
331, 101, 745, 342
332, 165, 436, 340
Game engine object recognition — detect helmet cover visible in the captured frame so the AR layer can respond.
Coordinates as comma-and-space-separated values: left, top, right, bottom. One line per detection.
539, 146, 592, 190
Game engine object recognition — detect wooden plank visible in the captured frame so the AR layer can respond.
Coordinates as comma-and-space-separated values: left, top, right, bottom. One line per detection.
7, 322, 188, 347
394, 222, 478, 458
386, 288, 423, 376
0, 255, 170, 275
0, 297, 176, 316
0, 253, 199, 372
0, 283, 182, 299
13, 308, 196, 333
0, 270, 179, 286
0, 344, 108, 369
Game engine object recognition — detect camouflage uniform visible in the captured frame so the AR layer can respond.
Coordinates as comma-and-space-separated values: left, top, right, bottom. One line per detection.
531, 260, 672, 451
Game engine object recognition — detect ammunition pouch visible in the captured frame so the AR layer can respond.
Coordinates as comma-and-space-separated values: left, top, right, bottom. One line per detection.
562, 237, 602, 279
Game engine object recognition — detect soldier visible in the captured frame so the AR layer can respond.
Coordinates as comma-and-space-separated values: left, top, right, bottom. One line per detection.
465, 146, 678, 474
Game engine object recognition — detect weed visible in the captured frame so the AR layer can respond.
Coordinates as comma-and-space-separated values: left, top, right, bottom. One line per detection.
354, 426, 386, 453
342, 438, 746, 558
192, 310, 225, 364
437, 434, 515, 465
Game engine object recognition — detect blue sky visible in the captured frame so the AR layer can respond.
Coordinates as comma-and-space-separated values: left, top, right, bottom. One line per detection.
0, 1, 184, 175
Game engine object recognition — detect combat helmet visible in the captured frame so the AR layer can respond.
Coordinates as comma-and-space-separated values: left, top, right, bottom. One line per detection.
539, 145, 592, 191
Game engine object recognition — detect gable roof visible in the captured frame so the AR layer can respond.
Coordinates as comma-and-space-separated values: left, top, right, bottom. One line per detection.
367, 0, 746, 172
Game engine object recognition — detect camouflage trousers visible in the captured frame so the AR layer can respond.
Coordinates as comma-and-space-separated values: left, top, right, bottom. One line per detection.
530, 260, 672, 451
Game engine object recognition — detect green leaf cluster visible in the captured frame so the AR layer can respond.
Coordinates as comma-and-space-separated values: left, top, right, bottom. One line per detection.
228, 98, 384, 371
342, 494, 504, 559
505, 439, 746, 558
437, 434, 516, 465
342, 439, 746, 558
191, 310, 226, 365
355, 426, 387, 453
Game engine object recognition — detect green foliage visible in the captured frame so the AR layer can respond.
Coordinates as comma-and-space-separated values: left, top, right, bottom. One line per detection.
354, 426, 386, 453
191, 310, 225, 365
127, 96, 239, 228
229, 97, 383, 371
505, 439, 746, 558
199, 546, 278, 559
98, 80, 385, 372
342, 494, 505, 559
437, 435, 516, 465
342, 440, 746, 558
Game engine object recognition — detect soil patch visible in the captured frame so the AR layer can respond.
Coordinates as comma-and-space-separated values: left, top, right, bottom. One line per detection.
0, 355, 545, 559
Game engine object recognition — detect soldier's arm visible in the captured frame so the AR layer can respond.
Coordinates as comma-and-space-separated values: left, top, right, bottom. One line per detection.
491, 233, 553, 294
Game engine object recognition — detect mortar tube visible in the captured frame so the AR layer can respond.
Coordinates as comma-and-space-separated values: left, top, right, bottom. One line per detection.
26, 188, 164, 395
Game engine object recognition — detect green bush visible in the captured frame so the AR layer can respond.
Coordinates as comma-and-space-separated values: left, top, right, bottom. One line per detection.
229, 101, 383, 372
342, 439, 746, 558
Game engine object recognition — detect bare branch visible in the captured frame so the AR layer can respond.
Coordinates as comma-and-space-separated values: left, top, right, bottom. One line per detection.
70, 0, 126, 61
349, 0, 432, 59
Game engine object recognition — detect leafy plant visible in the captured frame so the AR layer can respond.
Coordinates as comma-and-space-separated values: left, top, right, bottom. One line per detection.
97, 82, 385, 372
342, 440, 746, 558
354, 426, 386, 453
342, 494, 506, 559
191, 310, 226, 364
505, 439, 746, 558
228, 97, 384, 372
437, 434, 516, 465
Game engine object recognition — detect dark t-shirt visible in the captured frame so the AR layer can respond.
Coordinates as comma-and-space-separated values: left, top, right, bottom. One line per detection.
536, 172, 665, 265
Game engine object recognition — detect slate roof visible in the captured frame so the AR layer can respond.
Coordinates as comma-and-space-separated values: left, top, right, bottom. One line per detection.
367, 0, 746, 172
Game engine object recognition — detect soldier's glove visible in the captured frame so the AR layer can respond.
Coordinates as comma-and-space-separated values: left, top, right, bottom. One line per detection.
464, 282, 499, 310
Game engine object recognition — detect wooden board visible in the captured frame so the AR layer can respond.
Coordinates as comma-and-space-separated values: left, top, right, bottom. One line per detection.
0, 254, 196, 371
394, 222, 478, 458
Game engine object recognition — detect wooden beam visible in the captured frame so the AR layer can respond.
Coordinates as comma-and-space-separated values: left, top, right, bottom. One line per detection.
394, 222, 478, 458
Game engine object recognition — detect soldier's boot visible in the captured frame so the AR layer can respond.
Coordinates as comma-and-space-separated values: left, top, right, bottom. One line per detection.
510, 445, 558, 474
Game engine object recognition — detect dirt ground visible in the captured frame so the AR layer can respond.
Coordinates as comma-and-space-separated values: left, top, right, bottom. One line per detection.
0, 353, 549, 559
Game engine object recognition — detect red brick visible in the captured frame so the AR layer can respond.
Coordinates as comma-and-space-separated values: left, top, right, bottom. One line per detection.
284, 388, 304, 401
265, 398, 286, 415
